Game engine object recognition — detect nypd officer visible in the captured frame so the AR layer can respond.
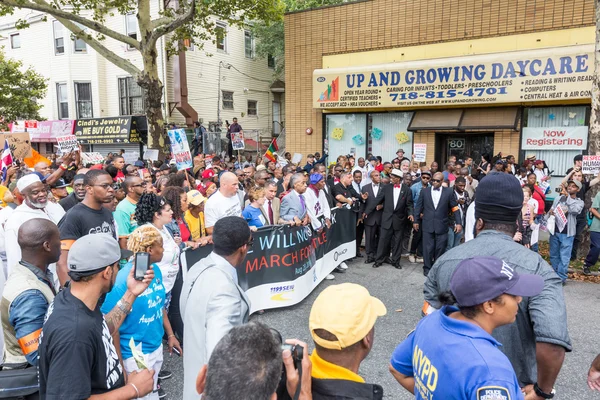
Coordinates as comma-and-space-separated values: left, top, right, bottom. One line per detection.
389, 256, 544, 399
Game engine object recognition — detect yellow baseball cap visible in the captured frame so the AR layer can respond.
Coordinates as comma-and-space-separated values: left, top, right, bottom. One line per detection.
309, 283, 387, 350
187, 190, 207, 206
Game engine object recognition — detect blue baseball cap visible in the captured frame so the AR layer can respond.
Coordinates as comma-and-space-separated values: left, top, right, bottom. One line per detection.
449, 256, 544, 307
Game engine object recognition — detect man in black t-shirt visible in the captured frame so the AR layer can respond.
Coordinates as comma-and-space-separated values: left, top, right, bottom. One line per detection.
58, 174, 86, 212
38, 233, 154, 399
56, 170, 117, 287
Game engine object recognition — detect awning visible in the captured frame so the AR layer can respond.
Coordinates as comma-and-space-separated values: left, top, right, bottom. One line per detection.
407, 109, 463, 131
459, 107, 520, 130
11, 120, 75, 142
408, 107, 520, 131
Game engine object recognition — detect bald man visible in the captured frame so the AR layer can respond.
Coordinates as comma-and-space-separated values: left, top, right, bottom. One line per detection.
203, 172, 242, 235
1, 219, 61, 368
33, 151, 77, 186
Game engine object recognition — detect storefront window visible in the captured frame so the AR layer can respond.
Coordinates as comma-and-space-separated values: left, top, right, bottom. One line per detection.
369, 112, 413, 162
325, 114, 367, 162
523, 105, 588, 176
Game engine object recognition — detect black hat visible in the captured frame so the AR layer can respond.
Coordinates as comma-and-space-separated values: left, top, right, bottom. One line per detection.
475, 172, 523, 224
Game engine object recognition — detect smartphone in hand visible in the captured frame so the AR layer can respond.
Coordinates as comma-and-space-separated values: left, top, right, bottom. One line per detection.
134, 252, 150, 281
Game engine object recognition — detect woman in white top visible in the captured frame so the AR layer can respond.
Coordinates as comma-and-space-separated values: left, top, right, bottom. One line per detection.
134, 192, 181, 305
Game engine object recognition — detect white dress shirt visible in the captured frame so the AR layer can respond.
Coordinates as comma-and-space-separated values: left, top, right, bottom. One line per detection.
372, 184, 379, 198
352, 181, 361, 194
431, 187, 442, 209
393, 184, 402, 208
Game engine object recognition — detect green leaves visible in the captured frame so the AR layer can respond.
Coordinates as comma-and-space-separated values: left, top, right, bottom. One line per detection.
0, 49, 47, 131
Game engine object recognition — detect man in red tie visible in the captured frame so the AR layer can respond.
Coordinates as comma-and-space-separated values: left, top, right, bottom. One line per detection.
364, 169, 413, 269
262, 181, 280, 225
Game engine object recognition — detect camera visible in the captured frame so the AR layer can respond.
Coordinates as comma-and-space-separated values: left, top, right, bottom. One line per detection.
281, 343, 304, 370
271, 329, 304, 400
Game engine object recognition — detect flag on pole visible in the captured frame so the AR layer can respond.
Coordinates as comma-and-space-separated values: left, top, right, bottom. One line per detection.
1, 140, 13, 181
264, 138, 279, 163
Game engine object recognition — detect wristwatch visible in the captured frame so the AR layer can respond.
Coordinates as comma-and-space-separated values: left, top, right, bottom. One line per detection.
533, 383, 555, 399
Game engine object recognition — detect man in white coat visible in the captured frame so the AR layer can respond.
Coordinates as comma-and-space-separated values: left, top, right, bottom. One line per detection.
180, 216, 252, 399
4, 174, 65, 288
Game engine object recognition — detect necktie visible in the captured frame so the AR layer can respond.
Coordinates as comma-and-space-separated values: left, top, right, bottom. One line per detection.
299, 194, 306, 214
394, 184, 401, 189
268, 200, 274, 225
434, 188, 441, 191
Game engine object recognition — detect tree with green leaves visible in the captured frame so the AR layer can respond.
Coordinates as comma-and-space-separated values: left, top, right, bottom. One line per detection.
0, 0, 282, 147
252, 0, 345, 76
0, 49, 47, 131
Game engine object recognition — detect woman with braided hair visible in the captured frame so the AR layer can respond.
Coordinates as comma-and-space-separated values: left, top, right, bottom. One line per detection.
101, 225, 182, 400
134, 193, 181, 308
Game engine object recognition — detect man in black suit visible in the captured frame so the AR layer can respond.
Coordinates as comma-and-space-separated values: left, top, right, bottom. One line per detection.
315, 163, 335, 208
364, 169, 413, 269
361, 170, 383, 263
413, 172, 462, 276
326, 165, 343, 194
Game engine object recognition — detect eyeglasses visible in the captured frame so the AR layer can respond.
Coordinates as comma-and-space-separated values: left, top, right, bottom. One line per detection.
91, 183, 117, 190
431, 179, 441, 183
246, 237, 254, 247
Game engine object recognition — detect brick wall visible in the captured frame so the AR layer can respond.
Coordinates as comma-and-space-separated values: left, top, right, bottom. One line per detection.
285, 0, 594, 157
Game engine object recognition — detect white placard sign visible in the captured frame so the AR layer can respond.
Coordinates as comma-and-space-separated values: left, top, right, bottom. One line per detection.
413, 143, 427, 162
292, 153, 303, 164
55, 135, 79, 154
522, 126, 588, 150
144, 149, 160, 161
583, 155, 600, 175
81, 152, 105, 165
555, 205, 568, 233
123, 151, 140, 165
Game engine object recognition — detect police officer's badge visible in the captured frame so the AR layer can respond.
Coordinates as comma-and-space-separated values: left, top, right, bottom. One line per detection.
477, 386, 510, 400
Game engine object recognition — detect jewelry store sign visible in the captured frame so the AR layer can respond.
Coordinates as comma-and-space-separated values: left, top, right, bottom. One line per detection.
313, 45, 593, 109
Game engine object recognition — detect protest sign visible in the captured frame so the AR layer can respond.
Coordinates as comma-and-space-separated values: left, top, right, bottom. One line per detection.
143, 149, 159, 161
3, 132, 32, 159
231, 131, 245, 150
555, 205, 568, 233
167, 129, 193, 170
123, 151, 140, 165
81, 152, 105, 165
56, 135, 79, 154
292, 153, 303, 164
182, 208, 356, 313
413, 143, 427, 162
582, 155, 600, 175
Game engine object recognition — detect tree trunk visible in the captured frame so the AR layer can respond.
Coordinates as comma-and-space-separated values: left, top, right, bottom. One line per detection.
578, 2, 600, 258
139, 45, 165, 151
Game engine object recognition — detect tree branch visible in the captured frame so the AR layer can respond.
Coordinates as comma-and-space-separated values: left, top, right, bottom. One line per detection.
150, 16, 171, 30
56, 16, 141, 76
0, 0, 141, 50
149, 0, 195, 45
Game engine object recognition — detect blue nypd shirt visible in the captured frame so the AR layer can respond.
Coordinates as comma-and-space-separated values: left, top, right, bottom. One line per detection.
391, 306, 524, 400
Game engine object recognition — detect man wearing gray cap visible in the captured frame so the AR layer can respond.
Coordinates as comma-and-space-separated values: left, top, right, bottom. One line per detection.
38, 233, 155, 399
4, 174, 65, 283
423, 172, 571, 399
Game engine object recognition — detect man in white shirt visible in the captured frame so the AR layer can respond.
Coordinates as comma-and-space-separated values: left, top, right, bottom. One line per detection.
4, 174, 65, 286
304, 173, 331, 229
352, 157, 369, 185
204, 172, 242, 235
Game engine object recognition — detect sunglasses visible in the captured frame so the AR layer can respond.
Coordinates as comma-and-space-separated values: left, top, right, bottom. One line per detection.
431, 179, 441, 183
422, 176, 431, 180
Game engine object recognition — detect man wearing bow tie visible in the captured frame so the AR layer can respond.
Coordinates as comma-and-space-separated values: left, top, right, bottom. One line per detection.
364, 169, 413, 269
413, 172, 462, 276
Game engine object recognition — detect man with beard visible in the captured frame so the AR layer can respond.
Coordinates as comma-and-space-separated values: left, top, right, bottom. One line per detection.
114, 176, 146, 249
4, 174, 65, 281
59, 174, 86, 212
57, 170, 117, 286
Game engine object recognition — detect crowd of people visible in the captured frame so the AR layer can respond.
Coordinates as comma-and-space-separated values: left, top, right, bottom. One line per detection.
0, 144, 599, 400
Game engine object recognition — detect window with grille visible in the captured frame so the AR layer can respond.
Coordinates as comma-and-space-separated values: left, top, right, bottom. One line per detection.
53, 21, 64, 55
222, 91, 234, 110
244, 31, 254, 59
268, 54, 275, 69
125, 14, 137, 50
215, 22, 227, 52
10, 34, 20, 49
57, 83, 68, 119
119, 77, 146, 115
247, 100, 257, 116
75, 82, 93, 118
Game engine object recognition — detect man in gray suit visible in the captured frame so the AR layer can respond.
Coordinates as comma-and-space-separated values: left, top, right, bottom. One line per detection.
180, 216, 252, 399
280, 173, 311, 226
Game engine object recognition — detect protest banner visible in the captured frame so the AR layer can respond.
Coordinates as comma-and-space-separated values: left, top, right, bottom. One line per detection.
413, 143, 427, 162
143, 149, 159, 161
56, 135, 79, 154
167, 129, 193, 170
3, 132, 32, 159
81, 152, 105, 165
582, 155, 600, 175
231, 131, 245, 150
181, 208, 356, 313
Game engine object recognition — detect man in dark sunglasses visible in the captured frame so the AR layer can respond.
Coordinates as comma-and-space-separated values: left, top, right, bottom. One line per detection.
413, 172, 462, 277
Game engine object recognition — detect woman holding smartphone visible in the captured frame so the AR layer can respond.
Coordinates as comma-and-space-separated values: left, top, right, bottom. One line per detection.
101, 225, 182, 399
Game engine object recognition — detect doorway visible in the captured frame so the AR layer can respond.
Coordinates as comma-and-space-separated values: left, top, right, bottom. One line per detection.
435, 133, 494, 165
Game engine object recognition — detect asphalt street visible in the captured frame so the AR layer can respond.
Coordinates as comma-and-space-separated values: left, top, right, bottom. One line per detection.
161, 257, 600, 399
